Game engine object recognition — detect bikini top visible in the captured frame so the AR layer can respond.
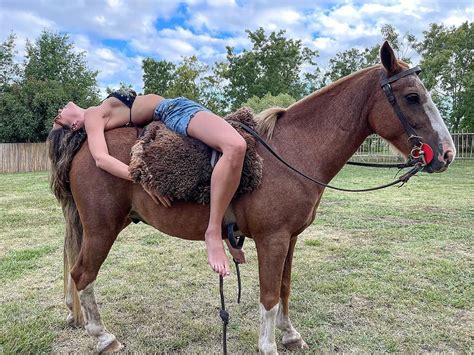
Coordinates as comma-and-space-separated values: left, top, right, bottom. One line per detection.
106, 89, 137, 127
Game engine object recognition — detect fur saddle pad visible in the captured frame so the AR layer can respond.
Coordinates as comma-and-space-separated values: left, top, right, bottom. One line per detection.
129, 107, 263, 205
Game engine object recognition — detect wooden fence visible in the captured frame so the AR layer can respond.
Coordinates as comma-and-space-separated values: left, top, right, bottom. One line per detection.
0, 143, 50, 173
1, 132, 473, 173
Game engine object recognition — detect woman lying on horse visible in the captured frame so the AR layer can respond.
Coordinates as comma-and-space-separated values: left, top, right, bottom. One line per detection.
52, 92, 246, 276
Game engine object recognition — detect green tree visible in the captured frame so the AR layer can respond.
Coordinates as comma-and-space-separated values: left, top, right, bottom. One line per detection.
106, 81, 134, 95
219, 28, 318, 110
243, 92, 296, 114
416, 22, 474, 130
143, 56, 227, 115
198, 64, 228, 116
23, 32, 99, 141
324, 47, 379, 83
380, 24, 416, 63
142, 58, 176, 95
323, 24, 416, 83
0, 33, 21, 90
0, 31, 100, 142
166, 56, 206, 101
24, 31, 99, 106
0, 34, 34, 142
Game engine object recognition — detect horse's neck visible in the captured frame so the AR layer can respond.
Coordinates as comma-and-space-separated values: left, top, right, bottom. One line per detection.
271, 67, 379, 184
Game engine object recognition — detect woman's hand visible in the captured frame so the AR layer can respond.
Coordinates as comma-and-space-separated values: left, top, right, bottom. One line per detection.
143, 185, 173, 208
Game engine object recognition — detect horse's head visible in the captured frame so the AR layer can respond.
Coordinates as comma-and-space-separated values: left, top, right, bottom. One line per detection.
368, 41, 455, 173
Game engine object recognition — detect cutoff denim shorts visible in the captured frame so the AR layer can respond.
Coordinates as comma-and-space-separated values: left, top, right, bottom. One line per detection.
153, 97, 211, 136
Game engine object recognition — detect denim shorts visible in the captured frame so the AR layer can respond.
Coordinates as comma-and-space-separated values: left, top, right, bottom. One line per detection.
153, 97, 211, 136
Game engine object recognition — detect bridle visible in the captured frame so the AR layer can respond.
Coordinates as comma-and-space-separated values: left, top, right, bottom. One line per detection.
379, 65, 433, 168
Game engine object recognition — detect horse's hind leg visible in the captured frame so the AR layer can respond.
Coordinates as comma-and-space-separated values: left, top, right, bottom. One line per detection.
79, 282, 123, 352
72, 227, 125, 352
276, 236, 308, 350
70, 201, 129, 351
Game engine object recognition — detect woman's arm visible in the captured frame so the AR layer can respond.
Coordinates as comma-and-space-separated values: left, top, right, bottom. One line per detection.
84, 105, 172, 207
84, 106, 132, 181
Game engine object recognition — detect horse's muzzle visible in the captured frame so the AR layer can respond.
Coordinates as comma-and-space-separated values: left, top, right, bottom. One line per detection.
424, 147, 455, 173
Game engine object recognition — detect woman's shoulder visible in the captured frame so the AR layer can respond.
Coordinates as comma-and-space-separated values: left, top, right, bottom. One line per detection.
84, 105, 109, 126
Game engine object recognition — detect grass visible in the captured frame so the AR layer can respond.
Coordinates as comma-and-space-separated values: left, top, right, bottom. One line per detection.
0, 161, 473, 353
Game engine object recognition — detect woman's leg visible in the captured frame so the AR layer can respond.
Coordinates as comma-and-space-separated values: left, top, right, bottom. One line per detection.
187, 111, 247, 276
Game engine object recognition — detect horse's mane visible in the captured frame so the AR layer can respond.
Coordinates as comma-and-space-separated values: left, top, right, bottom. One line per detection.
47, 128, 87, 204
255, 107, 287, 141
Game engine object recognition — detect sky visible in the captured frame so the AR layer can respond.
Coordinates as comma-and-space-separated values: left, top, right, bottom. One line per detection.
1, 0, 472, 96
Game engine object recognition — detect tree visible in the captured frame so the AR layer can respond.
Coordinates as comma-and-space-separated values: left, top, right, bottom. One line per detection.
143, 56, 227, 115
324, 47, 379, 83
106, 82, 134, 95
219, 28, 318, 110
142, 58, 176, 95
0, 31, 100, 142
416, 22, 474, 130
243, 92, 296, 114
323, 24, 415, 83
198, 64, 228, 116
0, 33, 21, 90
380, 24, 416, 63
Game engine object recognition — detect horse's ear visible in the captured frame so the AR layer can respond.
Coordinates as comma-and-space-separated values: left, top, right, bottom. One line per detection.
380, 41, 400, 73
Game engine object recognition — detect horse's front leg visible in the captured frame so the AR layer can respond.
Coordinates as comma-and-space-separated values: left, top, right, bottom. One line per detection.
256, 233, 291, 355
276, 236, 308, 350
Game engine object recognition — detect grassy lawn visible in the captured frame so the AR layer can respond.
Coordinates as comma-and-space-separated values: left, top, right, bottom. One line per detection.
0, 161, 472, 353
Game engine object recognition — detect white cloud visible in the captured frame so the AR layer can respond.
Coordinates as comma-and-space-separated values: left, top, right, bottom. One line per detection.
0, 0, 472, 96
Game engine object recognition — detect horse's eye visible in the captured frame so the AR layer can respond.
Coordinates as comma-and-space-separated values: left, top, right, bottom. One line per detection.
405, 93, 420, 104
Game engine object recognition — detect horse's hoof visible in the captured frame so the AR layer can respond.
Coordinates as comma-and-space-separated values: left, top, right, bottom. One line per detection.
283, 338, 308, 351
99, 339, 123, 353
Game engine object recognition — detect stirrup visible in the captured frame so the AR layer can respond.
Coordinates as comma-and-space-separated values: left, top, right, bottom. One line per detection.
226, 222, 245, 250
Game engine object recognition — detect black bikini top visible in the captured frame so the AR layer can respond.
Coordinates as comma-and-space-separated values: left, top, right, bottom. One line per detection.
106, 89, 137, 127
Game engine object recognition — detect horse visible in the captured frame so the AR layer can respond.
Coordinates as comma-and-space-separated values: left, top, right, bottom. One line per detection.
48, 42, 455, 353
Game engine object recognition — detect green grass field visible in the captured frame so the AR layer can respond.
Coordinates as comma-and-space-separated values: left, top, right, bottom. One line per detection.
0, 161, 473, 353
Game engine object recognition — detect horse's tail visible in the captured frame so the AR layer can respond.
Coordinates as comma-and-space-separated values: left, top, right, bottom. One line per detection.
47, 128, 87, 325
254, 107, 287, 141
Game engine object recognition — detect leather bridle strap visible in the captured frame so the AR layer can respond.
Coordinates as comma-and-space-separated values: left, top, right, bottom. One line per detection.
380, 66, 421, 86
381, 66, 422, 147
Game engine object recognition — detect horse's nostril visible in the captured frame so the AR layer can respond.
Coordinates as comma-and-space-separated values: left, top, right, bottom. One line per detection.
443, 150, 454, 166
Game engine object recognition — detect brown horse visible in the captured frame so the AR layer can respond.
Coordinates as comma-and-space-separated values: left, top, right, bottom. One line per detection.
48, 42, 455, 353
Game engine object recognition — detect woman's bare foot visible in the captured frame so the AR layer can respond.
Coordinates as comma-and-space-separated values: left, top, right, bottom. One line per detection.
225, 240, 246, 264
205, 229, 230, 276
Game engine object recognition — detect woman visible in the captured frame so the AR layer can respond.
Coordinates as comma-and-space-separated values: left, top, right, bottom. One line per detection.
52, 91, 246, 276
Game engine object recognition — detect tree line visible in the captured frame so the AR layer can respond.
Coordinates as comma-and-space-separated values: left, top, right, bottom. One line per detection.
0, 22, 472, 143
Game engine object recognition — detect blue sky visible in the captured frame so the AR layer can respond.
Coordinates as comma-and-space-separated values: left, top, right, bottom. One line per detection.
1, 0, 472, 96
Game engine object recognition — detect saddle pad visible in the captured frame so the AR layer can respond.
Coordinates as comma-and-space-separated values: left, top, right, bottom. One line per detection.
129, 107, 263, 205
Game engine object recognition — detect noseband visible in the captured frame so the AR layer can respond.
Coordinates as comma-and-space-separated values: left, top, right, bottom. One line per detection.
380, 66, 434, 167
